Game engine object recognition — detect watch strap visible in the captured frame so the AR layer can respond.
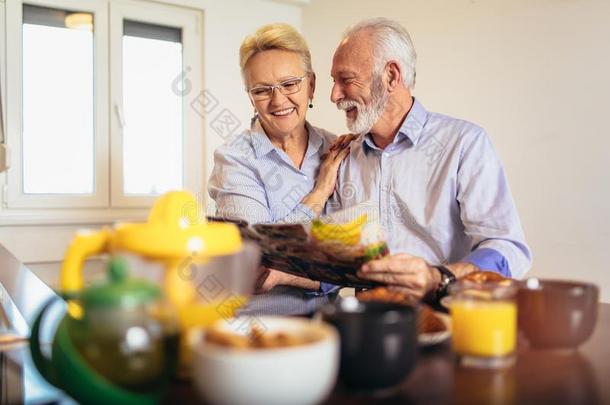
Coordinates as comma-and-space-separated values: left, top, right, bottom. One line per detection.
434, 264, 456, 299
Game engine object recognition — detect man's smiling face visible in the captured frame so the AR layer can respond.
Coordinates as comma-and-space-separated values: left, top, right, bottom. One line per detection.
330, 32, 389, 135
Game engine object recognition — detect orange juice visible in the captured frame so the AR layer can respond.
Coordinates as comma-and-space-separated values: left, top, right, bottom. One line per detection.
451, 299, 517, 357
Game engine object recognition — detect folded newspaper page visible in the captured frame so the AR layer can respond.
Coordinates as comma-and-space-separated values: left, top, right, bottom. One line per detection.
208, 204, 389, 288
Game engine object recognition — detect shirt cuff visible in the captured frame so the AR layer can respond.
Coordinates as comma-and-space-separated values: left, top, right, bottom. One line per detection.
304, 282, 341, 297
295, 203, 316, 221
464, 248, 512, 277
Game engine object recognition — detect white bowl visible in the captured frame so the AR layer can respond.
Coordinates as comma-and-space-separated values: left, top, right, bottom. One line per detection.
191, 316, 339, 405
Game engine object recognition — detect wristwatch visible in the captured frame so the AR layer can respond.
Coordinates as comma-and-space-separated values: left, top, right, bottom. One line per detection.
433, 264, 457, 299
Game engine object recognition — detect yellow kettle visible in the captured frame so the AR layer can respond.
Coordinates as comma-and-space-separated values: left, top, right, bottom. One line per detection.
60, 191, 256, 329
60, 191, 263, 372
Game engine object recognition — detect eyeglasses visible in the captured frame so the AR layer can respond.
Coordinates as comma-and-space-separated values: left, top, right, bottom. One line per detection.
247, 75, 308, 101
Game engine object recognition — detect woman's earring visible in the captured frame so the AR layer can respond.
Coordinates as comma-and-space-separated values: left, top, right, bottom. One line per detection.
308, 99, 313, 109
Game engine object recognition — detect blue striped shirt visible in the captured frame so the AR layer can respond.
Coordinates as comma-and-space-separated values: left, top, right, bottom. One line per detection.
330, 99, 532, 278
208, 120, 337, 315
208, 120, 335, 224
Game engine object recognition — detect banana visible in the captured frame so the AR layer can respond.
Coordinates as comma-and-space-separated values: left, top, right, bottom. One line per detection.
311, 213, 368, 246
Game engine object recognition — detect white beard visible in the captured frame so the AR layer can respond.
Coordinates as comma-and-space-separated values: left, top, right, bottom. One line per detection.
336, 76, 389, 135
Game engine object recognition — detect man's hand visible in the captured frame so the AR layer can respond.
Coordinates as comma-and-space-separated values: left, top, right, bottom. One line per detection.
357, 254, 481, 300
254, 267, 320, 294
357, 254, 440, 300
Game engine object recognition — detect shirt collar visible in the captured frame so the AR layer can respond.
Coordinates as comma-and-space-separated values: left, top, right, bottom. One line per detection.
251, 119, 274, 159
362, 97, 428, 151
251, 119, 324, 159
304, 121, 324, 158
398, 97, 427, 147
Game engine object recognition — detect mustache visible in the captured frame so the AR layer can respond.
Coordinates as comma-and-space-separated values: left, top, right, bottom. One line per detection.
336, 99, 361, 111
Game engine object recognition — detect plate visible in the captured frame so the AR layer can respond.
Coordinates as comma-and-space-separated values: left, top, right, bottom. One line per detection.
418, 312, 451, 346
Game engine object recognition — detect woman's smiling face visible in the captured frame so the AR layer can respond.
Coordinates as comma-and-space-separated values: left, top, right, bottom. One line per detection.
245, 49, 314, 139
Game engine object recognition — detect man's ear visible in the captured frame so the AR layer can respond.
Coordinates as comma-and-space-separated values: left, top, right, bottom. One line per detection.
308, 72, 317, 99
385, 61, 402, 92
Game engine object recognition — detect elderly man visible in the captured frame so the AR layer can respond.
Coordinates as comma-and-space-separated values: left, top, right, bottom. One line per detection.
329, 17, 531, 299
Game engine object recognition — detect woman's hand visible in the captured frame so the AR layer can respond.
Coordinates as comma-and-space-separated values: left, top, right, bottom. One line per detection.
328, 133, 358, 153
316, 142, 352, 198
301, 134, 356, 215
254, 267, 320, 294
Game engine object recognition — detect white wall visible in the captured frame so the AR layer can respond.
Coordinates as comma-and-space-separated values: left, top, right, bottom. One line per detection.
194, 0, 302, 197
0, 0, 303, 287
302, 0, 610, 301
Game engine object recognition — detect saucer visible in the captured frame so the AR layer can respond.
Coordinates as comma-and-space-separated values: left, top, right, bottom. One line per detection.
418, 312, 451, 346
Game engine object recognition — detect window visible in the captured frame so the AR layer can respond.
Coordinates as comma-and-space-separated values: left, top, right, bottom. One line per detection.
121, 21, 183, 196
22, 5, 95, 195
2, 0, 203, 214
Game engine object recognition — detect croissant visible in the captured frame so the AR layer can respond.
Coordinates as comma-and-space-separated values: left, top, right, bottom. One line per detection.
462, 271, 508, 283
356, 288, 447, 334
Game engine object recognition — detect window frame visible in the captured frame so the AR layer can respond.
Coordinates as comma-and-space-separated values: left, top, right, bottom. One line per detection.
109, 0, 203, 207
0, 0, 6, 147
5, 0, 109, 208
0, 0, 204, 222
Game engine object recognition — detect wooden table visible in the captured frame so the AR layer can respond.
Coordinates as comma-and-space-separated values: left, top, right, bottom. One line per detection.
1, 242, 608, 404
326, 303, 610, 404
166, 304, 610, 405
4, 307, 608, 405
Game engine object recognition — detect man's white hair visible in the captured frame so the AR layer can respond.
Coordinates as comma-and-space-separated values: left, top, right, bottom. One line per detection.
343, 17, 417, 89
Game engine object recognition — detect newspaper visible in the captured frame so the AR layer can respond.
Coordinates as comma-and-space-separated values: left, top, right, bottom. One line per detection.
208, 204, 389, 288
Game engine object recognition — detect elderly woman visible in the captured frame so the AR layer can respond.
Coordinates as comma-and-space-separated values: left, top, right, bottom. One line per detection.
208, 23, 349, 315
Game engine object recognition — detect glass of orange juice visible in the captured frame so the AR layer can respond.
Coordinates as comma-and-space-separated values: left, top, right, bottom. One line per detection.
449, 280, 518, 368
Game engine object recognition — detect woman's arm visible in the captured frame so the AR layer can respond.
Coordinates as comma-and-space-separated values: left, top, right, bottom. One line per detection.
299, 135, 354, 216
209, 143, 351, 224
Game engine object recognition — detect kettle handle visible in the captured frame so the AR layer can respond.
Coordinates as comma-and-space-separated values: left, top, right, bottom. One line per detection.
60, 229, 110, 293
29, 296, 66, 387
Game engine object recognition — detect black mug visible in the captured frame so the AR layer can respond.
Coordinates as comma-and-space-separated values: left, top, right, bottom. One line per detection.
320, 298, 417, 392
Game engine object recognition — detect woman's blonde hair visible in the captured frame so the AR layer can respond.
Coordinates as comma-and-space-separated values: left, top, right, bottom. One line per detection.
239, 23, 313, 81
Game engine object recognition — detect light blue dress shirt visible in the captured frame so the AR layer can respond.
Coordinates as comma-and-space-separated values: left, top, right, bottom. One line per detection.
209, 120, 334, 224
208, 119, 338, 315
330, 99, 532, 278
